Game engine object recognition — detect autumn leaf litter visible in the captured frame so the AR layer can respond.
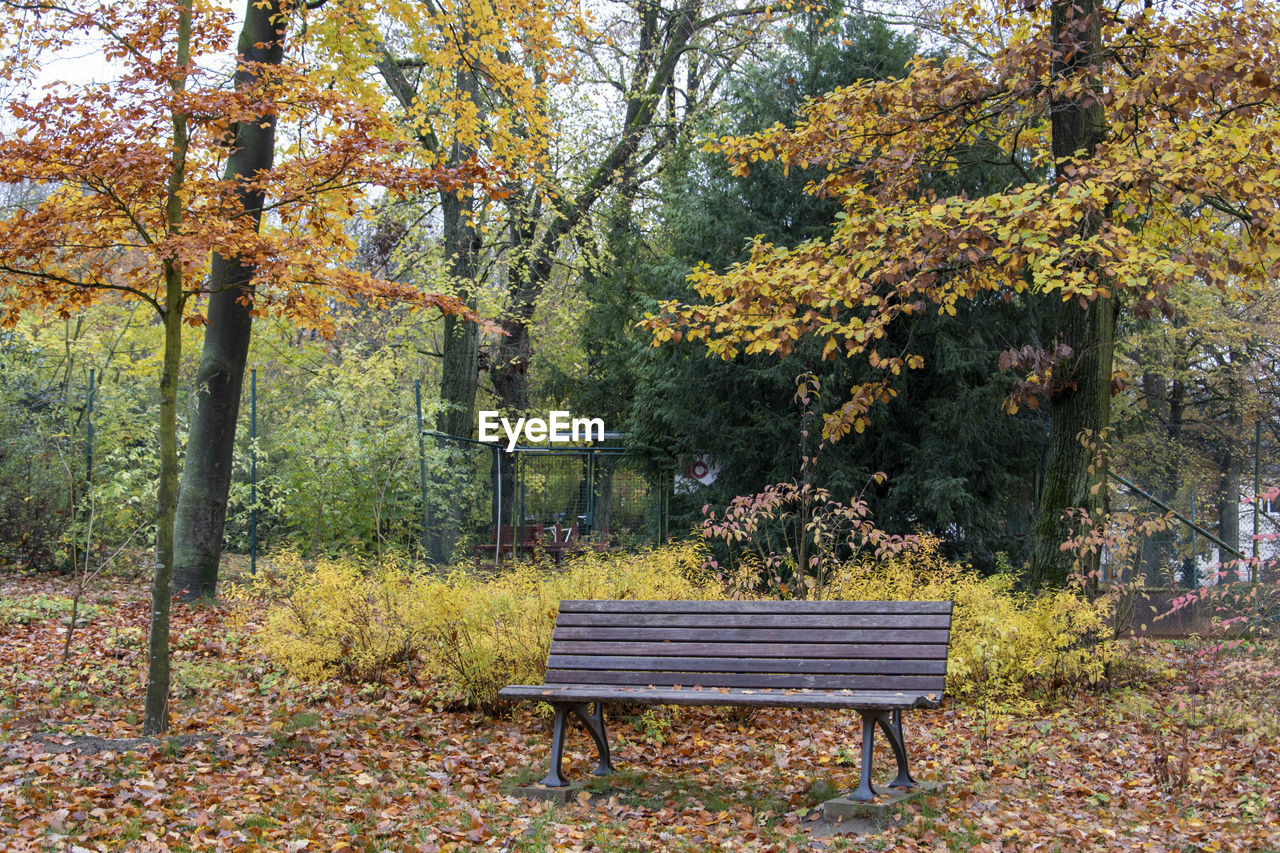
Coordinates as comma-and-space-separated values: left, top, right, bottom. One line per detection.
1, 571, 1277, 851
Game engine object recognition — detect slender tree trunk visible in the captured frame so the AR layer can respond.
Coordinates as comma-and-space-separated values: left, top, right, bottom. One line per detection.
1029, 0, 1114, 587
1217, 356, 1244, 581
436, 191, 480, 440
173, 0, 287, 599
146, 273, 185, 735
1151, 375, 1185, 583
145, 0, 192, 736
592, 458, 617, 540
1139, 372, 1183, 584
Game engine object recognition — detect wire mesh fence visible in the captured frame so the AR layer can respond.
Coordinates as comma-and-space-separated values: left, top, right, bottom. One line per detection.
0, 360, 673, 569
1097, 479, 1279, 588
2, 352, 1270, 578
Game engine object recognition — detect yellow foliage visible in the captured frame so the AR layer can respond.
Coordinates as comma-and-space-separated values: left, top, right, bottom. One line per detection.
827, 535, 1114, 709
232, 542, 720, 711
229, 552, 424, 684
236, 536, 1112, 713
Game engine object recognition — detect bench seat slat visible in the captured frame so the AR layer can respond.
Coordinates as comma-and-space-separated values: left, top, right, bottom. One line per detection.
558, 600, 952, 615
544, 670, 944, 691
497, 683, 943, 710
547, 640, 949, 659
545, 655, 948, 675
552, 626, 950, 644
556, 613, 952, 629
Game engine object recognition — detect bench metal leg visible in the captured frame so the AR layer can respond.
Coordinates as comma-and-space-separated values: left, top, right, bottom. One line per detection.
571, 702, 614, 777
851, 711, 879, 802
539, 702, 614, 787
540, 705, 572, 787
878, 709, 917, 790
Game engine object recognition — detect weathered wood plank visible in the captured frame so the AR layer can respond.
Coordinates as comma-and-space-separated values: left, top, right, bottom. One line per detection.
545, 655, 948, 676
543, 670, 944, 691
556, 613, 952, 630
558, 600, 952, 615
546, 641, 949, 659
551, 627, 950, 644
497, 684, 944, 710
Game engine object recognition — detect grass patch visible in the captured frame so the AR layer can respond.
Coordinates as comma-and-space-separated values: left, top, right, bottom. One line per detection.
0, 595, 99, 626
284, 710, 321, 733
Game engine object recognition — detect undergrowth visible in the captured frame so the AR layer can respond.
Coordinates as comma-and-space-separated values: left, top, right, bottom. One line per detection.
234, 536, 1115, 712
230, 542, 720, 711
827, 536, 1116, 709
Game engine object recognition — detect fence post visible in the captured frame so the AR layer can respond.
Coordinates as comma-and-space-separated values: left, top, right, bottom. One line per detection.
415, 380, 429, 556
85, 367, 94, 486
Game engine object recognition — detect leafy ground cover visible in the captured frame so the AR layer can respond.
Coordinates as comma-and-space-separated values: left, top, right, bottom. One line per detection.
1, 569, 1277, 851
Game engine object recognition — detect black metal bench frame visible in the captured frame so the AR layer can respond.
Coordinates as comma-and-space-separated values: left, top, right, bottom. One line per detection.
499, 599, 952, 802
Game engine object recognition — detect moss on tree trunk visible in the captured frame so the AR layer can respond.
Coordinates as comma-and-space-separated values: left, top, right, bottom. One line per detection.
1028, 0, 1114, 587
172, 0, 287, 599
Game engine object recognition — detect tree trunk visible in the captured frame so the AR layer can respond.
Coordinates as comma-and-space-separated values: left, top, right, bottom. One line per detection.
1028, 0, 1114, 587
146, 272, 184, 735
431, 191, 480, 565
1029, 298, 1117, 586
592, 460, 616, 540
490, 250, 548, 414
1217, 421, 1242, 582
370, 35, 481, 451
145, 0, 192, 735
489, 0, 699, 417
1140, 373, 1184, 584
426, 57, 483, 565
436, 192, 480, 440
172, 0, 287, 600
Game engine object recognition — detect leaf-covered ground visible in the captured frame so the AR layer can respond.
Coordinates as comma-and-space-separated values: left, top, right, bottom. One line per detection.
2, 570, 1277, 851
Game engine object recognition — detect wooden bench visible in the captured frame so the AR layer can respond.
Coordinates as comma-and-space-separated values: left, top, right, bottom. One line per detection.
472, 525, 540, 567
474, 523, 585, 567
499, 599, 953, 802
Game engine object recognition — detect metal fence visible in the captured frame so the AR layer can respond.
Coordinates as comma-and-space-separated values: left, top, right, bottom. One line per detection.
421, 429, 670, 566
0, 362, 673, 571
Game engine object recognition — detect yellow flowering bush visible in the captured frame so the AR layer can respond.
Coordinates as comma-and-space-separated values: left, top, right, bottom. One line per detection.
232, 541, 720, 711
235, 536, 1110, 713
827, 535, 1114, 708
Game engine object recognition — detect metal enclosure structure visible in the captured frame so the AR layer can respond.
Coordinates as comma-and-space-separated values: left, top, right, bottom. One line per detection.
420, 430, 670, 566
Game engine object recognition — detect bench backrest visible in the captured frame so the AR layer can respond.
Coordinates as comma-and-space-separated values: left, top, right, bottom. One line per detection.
546, 599, 952, 695
485, 525, 540, 546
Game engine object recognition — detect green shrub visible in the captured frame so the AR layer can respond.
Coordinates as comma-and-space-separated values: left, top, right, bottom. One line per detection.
0, 382, 74, 570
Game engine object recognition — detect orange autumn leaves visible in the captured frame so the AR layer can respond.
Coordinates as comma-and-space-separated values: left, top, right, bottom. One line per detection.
0, 0, 506, 331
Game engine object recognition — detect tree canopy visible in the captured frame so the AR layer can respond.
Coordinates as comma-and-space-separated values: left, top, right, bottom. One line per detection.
647, 0, 1280, 582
